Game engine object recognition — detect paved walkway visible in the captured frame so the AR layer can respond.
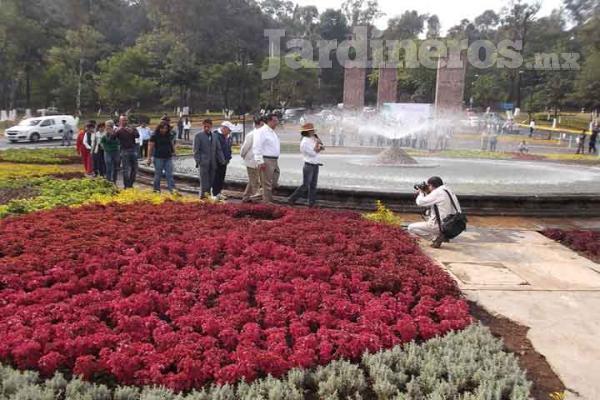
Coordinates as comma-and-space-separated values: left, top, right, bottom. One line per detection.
422, 228, 600, 400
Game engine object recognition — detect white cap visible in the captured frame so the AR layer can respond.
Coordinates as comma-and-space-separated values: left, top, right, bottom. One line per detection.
221, 121, 235, 131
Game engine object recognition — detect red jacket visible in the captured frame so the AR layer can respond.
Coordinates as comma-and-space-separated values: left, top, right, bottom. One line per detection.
76, 130, 86, 155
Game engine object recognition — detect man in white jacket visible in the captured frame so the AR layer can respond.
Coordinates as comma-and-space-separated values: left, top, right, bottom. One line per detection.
253, 114, 281, 204
408, 176, 462, 248
240, 116, 265, 203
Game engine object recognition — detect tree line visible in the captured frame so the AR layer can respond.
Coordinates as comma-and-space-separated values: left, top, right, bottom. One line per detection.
0, 0, 598, 115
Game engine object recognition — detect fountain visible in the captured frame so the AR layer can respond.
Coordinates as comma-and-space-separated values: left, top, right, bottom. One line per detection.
376, 142, 418, 165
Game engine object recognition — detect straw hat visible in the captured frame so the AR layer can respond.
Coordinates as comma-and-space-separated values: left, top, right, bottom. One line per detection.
300, 123, 315, 134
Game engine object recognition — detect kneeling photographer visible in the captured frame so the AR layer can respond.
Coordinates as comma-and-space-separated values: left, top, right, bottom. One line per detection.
408, 176, 466, 248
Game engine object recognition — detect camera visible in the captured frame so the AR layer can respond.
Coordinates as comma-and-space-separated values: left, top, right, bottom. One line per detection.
414, 181, 429, 192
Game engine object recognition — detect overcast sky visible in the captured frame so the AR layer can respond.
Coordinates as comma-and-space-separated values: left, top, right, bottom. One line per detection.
294, 0, 564, 33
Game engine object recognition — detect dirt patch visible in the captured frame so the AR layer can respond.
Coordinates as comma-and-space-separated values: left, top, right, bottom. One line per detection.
49, 171, 85, 180
0, 187, 39, 205
470, 301, 565, 400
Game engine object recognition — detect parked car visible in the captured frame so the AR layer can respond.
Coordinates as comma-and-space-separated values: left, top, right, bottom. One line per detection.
460, 116, 482, 129
314, 109, 338, 123
282, 108, 307, 124
4, 115, 78, 143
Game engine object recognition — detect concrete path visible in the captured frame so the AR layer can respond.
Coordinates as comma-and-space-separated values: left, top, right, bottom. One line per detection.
422, 228, 600, 400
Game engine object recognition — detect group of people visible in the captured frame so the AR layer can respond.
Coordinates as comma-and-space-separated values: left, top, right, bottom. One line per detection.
74, 115, 179, 192
192, 119, 235, 200
193, 113, 324, 207
75, 116, 142, 187
575, 124, 599, 155
177, 117, 193, 141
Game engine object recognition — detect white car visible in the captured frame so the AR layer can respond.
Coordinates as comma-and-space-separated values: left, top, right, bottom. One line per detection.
5, 115, 78, 143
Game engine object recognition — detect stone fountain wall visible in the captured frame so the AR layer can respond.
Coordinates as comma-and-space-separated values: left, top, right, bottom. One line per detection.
435, 55, 467, 114
343, 67, 366, 110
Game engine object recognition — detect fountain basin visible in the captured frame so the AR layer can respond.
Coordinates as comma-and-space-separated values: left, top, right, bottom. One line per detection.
172, 154, 600, 197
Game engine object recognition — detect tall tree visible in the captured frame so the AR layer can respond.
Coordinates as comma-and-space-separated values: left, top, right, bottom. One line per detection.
386, 11, 427, 39
500, 0, 541, 107
46, 27, 107, 112
341, 0, 383, 26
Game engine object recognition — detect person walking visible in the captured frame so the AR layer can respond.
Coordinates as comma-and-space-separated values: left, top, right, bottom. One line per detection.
212, 121, 234, 200
193, 119, 225, 199
177, 117, 184, 140
288, 123, 324, 208
489, 130, 498, 152
183, 117, 192, 141
92, 122, 106, 177
61, 119, 73, 147
576, 131, 586, 154
240, 116, 264, 203
138, 122, 152, 159
529, 119, 536, 137
146, 122, 176, 193
589, 125, 598, 154
115, 115, 140, 188
76, 121, 95, 176
253, 114, 281, 204
101, 120, 120, 183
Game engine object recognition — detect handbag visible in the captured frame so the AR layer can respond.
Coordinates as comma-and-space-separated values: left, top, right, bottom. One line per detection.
434, 190, 467, 239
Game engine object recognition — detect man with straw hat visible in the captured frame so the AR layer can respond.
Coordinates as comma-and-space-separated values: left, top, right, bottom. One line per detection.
288, 122, 324, 208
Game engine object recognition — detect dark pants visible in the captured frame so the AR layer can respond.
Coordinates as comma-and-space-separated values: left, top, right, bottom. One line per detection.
153, 158, 175, 192
198, 163, 216, 198
289, 163, 320, 206
104, 151, 119, 183
213, 163, 228, 196
178, 128, 183, 140
121, 149, 138, 188
184, 130, 190, 141
589, 142, 597, 154
93, 150, 105, 177
140, 140, 149, 158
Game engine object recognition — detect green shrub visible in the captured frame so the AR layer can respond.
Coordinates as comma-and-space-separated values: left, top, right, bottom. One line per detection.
364, 200, 403, 226
0, 325, 531, 399
0, 177, 117, 218
0, 148, 80, 164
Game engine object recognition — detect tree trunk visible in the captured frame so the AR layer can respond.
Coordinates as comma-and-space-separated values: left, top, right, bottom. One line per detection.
77, 56, 83, 115
25, 66, 31, 109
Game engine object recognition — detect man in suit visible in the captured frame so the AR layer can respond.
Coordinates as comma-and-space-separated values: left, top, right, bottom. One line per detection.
193, 119, 225, 199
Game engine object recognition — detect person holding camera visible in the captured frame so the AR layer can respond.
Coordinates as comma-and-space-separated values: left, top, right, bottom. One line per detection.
408, 176, 464, 248
288, 123, 324, 208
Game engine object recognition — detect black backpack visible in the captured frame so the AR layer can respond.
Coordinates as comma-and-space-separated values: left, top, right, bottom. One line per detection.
434, 190, 467, 239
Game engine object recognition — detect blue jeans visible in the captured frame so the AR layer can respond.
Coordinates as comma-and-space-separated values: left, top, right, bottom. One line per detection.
104, 151, 120, 183
121, 149, 138, 188
154, 158, 175, 192
289, 163, 319, 206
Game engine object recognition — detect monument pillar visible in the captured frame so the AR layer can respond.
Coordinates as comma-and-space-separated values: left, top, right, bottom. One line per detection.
377, 67, 398, 108
435, 55, 467, 115
343, 67, 366, 111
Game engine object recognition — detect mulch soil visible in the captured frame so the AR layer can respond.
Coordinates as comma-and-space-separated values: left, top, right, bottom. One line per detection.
470, 301, 566, 400
0, 187, 40, 205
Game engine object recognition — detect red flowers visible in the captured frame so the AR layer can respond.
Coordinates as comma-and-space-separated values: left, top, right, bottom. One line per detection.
0, 203, 470, 391
543, 229, 600, 262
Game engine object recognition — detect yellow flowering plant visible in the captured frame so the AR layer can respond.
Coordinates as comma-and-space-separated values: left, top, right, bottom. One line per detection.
84, 188, 201, 206
364, 200, 403, 226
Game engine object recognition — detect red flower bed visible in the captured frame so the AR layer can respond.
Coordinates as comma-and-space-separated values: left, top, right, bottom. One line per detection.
0, 203, 470, 391
511, 152, 545, 161
543, 229, 600, 262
